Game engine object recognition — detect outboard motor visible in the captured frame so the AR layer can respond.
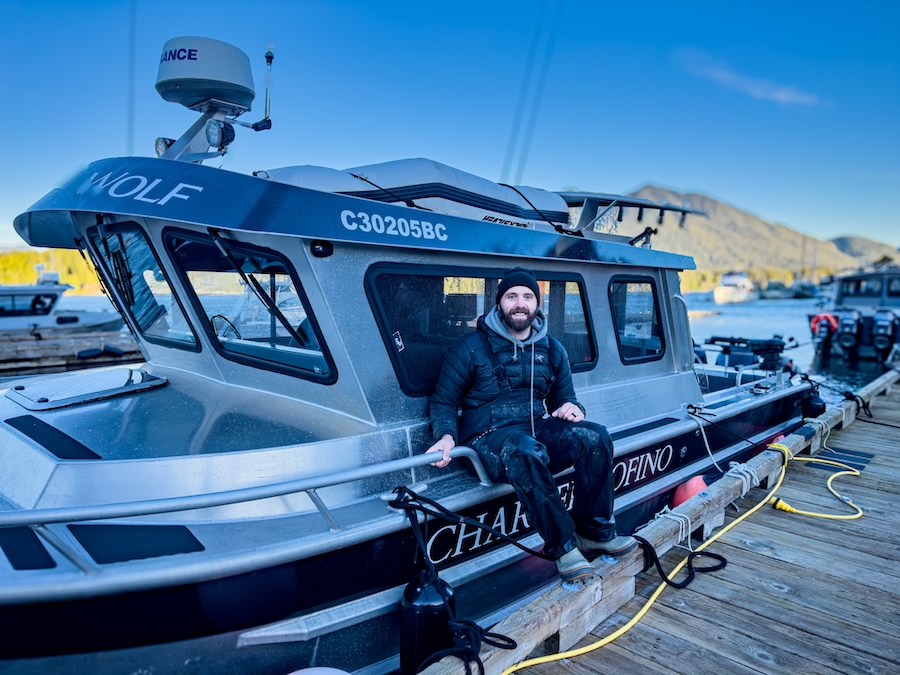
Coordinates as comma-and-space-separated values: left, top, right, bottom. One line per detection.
835, 309, 861, 350
872, 309, 898, 353
810, 312, 838, 340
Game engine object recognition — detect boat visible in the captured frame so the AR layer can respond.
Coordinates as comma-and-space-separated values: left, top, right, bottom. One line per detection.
0, 265, 124, 335
1, 38, 819, 674
789, 279, 818, 299
758, 281, 793, 300
809, 264, 900, 361
712, 271, 759, 304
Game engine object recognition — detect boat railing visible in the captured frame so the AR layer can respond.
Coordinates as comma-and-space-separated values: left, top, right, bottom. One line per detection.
0, 447, 492, 529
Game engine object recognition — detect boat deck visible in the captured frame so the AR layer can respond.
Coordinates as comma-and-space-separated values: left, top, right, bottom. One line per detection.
526, 373, 900, 674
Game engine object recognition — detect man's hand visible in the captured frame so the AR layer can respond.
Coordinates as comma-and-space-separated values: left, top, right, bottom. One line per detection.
425, 434, 456, 468
551, 402, 584, 423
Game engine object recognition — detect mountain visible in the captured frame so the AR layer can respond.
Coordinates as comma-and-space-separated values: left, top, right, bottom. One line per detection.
830, 236, 898, 265
616, 185, 894, 273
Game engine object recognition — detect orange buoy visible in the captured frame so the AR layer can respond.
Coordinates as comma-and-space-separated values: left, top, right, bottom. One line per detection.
673, 475, 708, 507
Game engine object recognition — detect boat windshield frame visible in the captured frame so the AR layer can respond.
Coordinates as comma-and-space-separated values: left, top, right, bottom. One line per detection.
87, 222, 200, 349
164, 227, 337, 383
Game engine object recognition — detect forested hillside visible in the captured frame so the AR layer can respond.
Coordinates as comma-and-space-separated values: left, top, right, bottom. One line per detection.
0, 248, 102, 293
619, 185, 896, 291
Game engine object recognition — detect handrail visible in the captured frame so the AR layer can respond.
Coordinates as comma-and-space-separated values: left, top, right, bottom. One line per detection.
0, 447, 491, 529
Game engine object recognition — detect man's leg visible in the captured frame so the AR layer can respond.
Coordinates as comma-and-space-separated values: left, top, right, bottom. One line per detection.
536, 418, 618, 542
473, 429, 577, 560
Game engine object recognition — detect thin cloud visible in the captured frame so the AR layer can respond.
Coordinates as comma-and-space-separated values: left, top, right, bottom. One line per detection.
675, 48, 830, 107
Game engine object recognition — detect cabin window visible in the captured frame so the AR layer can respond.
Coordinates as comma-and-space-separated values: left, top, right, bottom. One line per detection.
888, 277, 900, 297
0, 293, 57, 317
841, 277, 883, 298
608, 277, 665, 363
89, 226, 197, 347
166, 231, 335, 383
367, 266, 596, 396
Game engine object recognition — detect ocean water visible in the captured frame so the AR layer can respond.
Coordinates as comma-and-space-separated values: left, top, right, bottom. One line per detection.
56, 293, 885, 403
685, 293, 887, 403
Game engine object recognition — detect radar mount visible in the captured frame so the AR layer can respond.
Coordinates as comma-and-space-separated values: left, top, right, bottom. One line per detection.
154, 37, 273, 163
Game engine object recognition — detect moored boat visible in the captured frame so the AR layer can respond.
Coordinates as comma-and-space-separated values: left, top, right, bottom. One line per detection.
809, 265, 900, 362
0, 266, 124, 335
712, 271, 759, 304
0, 37, 818, 674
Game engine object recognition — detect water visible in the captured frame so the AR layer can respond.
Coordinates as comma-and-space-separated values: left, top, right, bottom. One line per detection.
685, 293, 886, 403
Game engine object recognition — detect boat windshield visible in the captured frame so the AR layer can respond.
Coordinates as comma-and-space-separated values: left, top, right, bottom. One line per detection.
167, 231, 334, 382
841, 276, 883, 299
89, 225, 197, 347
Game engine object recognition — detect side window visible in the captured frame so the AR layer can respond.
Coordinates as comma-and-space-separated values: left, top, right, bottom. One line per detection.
888, 277, 900, 297
609, 278, 665, 363
368, 268, 596, 396
543, 280, 596, 367
167, 232, 334, 382
0, 293, 57, 317
89, 226, 197, 347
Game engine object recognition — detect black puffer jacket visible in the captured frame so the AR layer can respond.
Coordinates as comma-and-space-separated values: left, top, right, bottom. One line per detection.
429, 309, 583, 445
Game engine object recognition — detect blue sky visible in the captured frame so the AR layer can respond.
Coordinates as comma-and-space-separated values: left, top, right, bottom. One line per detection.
1, 0, 898, 249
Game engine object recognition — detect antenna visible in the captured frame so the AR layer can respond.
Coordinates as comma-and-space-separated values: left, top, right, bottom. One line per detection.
235, 44, 273, 132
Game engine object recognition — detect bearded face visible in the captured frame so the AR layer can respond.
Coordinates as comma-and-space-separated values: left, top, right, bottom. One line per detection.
499, 286, 538, 334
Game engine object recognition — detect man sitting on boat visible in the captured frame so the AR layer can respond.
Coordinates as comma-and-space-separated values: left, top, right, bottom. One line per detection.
425, 267, 637, 582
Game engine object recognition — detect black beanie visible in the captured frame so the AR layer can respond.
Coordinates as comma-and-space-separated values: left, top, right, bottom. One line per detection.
495, 267, 540, 305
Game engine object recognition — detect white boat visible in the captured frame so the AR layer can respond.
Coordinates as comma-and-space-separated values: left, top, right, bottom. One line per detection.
0, 266, 124, 335
713, 271, 759, 304
1, 37, 819, 674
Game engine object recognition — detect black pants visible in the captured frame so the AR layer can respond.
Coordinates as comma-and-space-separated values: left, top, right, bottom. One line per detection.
471, 417, 616, 560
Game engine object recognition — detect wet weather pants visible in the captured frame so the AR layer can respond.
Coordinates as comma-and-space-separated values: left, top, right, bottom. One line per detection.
471, 417, 616, 560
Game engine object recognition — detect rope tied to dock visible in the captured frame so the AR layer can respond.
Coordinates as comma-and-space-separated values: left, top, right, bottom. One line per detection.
636, 506, 694, 552
725, 461, 760, 497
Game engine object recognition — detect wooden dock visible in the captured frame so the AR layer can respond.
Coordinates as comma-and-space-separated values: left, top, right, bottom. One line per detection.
0, 330, 143, 379
424, 369, 900, 675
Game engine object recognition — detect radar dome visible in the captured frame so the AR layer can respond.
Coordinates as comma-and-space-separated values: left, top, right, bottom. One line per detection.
155, 37, 255, 113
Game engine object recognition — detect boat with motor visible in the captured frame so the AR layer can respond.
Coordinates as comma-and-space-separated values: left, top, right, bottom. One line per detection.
0, 265, 124, 335
712, 271, 759, 304
1, 37, 820, 674
809, 264, 900, 362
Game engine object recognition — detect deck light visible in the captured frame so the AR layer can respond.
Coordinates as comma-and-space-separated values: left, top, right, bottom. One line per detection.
205, 120, 236, 150
637, 208, 644, 222
657, 210, 665, 225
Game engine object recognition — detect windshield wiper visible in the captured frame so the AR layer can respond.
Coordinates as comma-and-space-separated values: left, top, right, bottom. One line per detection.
207, 227, 307, 346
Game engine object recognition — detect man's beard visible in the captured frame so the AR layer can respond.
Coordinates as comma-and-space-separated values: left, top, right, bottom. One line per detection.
501, 306, 536, 333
